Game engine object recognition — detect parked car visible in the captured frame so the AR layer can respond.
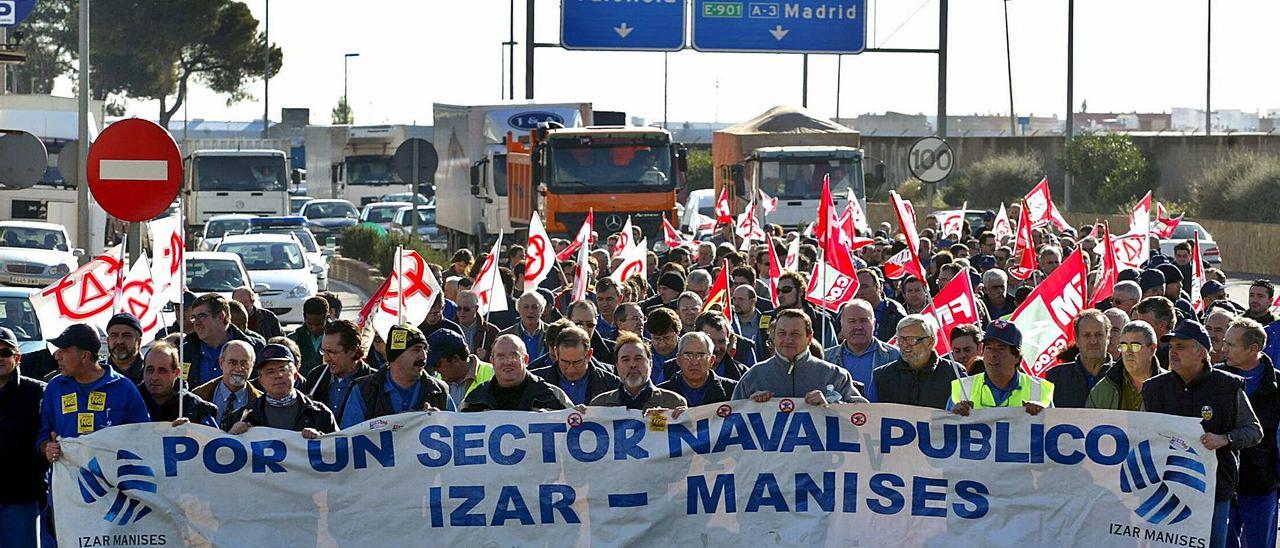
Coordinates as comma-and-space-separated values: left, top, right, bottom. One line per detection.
391, 205, 446, 249
360, 201, 413, 230
290, 196, 314, 215
1159, 220, 1221, 265
0, 287, 46, 355
215, 234, 320, 324
200, 214, 255, 252
0, 221, 81, 287
185, 252, 253, 300
299, 199, 359, 244
380, 192, 431, 206
682, 189, 717, 239
245, 217, 329, 291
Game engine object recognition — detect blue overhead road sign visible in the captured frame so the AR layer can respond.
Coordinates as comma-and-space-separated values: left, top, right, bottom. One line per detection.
0, 0, 37, 28
562, 0, 686, 52
692, 0, 866, 54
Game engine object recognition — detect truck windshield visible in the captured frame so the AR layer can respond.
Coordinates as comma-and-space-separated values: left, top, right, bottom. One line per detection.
493, 154, 509, 197
547, 140, 675, 192
347, 156, 402, 185
759, 159, 860, 200
194, 156, 288, 192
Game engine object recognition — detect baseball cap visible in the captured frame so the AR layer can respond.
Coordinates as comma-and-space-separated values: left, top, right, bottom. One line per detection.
107, 312, 143, 335
1118, 269, 1142, 283
49, 324, 102, 354
1201, 280, 1226, 297
1162, 319, 1212, 352
425, 329, 468, 369
386, 324, 427, 363
1138, 269, 1166, 293
984, 320, 1022, 348
0, 327, 18, 349
1156, 263, 1184, 283
974, 255, 997, 271
257, 343, 295, 367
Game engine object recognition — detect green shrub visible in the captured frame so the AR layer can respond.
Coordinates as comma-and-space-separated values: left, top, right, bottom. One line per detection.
340, 225, 450, 272
1061, 133, 1154, 211
1194, 152, 1280, 223
942, 151, 1044, 208
685, 148, 713, 191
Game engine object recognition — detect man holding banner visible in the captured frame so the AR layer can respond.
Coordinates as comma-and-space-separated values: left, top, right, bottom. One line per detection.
869, 314, 964, 409
732, 309, 865, 405
949, 321, 1054, 415
462, 335, 572, 412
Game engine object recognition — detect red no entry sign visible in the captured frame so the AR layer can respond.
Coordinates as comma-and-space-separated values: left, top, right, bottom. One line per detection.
87, 118, 182, 222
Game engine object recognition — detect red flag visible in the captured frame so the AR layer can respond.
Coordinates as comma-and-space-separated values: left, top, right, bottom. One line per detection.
1190, 233, 1206, 313
714, 187, 733, 225
1153, 202, 1183, 239
702, 260, 733, 321
1010, 249, 1088, 378
882, 248, 924, 281
1087, 224, 1119, 308
662, 214, 685, 248
920, 272, 980, 356
558, 209, 594, 261
767, 238, 782, 306
806, 259, 860, 313
1129, 191, 1153, 234
814, 174, 838, 246
1009, 200, 1038, 281
1023, 177, 1072, 230
889, 191, 927, 282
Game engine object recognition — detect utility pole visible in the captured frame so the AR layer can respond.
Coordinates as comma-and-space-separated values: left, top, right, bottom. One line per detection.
1205, 0, 1212, 135
1004, 0, 1015, 135
1064, 0, 1074, 209
262, 0, 270, 139
801, 54, 809, 108
77, 0, 91, 259
835, 55, 842, 120
936, 0, 948, 138
506, 0, 516, 100
525, 0, 535, 99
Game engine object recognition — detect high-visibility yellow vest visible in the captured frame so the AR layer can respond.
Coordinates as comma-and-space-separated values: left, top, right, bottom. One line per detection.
950, 372, 1054, 409
466, 361, 495, 396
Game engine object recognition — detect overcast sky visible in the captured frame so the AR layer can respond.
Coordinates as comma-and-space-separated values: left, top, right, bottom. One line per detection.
93, 0, 1280, 126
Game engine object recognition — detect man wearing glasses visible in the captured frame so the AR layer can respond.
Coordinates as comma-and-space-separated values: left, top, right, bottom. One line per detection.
193, 340, 262, 427
302, 319, 376, 423
868, 314, 963, 409
183, 293, 267, 387
568, 300, 616, 366
456, 290, 500, 361
529, 325, 619, 406
659, 332, 737, 407
645, 308, 682, 385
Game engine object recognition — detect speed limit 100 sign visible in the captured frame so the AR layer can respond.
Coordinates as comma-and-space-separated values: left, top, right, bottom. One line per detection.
907, 136, 954, 184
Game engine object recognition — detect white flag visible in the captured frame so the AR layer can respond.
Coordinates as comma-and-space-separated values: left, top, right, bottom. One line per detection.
119, 253, 162, 345
523, 212, 554, 295
148, 213, 184, 305
474, 235, 509, 315
370, 248, 441, 340
29, 244, 125, 339
610, 238, 647, 284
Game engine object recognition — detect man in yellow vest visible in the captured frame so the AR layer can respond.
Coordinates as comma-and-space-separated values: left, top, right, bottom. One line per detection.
949, 320, 1054, 416
428, 329, 494, 406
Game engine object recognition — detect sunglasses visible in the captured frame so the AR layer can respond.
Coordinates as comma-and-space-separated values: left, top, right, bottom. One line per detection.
1117, 342, 1147, 353
0, 348, 15, 358
779, 286, 797, 294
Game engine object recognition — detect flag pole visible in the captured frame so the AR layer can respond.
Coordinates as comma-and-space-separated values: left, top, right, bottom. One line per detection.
923, 282, 971, 402
485, 234, 502, 326
114, 229, 127, 314
177, 205, 186, 419
396, 245, 404, 325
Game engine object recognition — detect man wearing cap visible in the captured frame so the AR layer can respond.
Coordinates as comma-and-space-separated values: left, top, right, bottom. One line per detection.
1143, 319, 1262, 548
501, 292, 549, 359
1156, 263, 1195, 321
226, 344, 336, 437
184, 293, 267, 388
140, 341, 217, 426
1138, 269, 1166, 300
38, 324, 151, 464
303, 319, 376, 423
0, 326, 47, 547
949, 321, 1054, 415
428, 329, 494, 408
105, 312, 146, 384
288, 296, 329, 372
591, 332, 687, 411
1216, 318, 1280, 548
642, 271, 685, 313
1045, 309, 1115, 408
339, 324, 453, 429
193, 340, 263, 427
462, 335, 572, 411
233, 286, 283, 339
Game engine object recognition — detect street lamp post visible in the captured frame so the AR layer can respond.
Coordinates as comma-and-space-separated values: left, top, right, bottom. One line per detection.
344, 53, 360, 123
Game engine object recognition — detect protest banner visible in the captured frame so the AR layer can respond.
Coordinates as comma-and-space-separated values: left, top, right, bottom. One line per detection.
54, 402, 1215, 547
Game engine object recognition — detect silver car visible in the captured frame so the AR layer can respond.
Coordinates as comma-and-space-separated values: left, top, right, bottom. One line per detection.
1159, 221, 1221, 265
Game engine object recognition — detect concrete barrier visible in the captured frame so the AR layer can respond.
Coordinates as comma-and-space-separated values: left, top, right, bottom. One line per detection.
330, 256, 385, 296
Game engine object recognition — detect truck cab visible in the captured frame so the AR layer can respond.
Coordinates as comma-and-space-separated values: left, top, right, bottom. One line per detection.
184, 149, 291, 229
739, 146, 866, 229
507, 125, 686, 239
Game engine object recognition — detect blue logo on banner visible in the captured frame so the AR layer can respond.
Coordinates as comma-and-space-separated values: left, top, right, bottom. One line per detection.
508, 112, 566, 131
78, 450, 159, 525
1119, 439, 1207, 525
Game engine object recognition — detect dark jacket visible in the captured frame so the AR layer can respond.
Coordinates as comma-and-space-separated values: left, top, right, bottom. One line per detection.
659, 372, 737, 407
223, 392, 337, 434
459, 319, 501, 360
1219, 354, 1280, 496
461, 373, 573, 412
288, 325, 325, 373
663, 355, 748, 383
344, 368, 452, 420
0, 375, 47, 503
873, 298, 908, 342
182, 324, 268, 387
248, 307, 283, 339
302, 361, 378, 422
141, 386, 219, 427
591, 331, 618, 366
529, 362, 620, 404
1045, 357, 1115, 409
107, 355, 145, 385
1143, 366, 1263, 501
870, 354, 965, 410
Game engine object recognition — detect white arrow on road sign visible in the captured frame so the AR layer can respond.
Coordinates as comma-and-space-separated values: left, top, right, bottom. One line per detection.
614, 22, 633, 38
769, 25, 789, 40
99, 160, 169, 181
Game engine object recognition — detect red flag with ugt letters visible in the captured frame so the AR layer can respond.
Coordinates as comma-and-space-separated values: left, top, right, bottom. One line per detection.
1010, 250, 1088, 378
1154, 202, 1183, 239
806, 259, 860, 313
1024, 177, 1072, 231
1191, 234, 1206, 313
714, 187, 733, 225
919, 272, 980, 356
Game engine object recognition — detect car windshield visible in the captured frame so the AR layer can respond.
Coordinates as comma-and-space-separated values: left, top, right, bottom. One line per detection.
366, 206, 402, 224
0, 226, 67, 251
1171, 223, 1208, 240
218, 242, 306, 270
247, 227, 318, 252
547, 140, 675, 191
383, 193, 430, 206
304, 202, 358, 220
206, 219, 250, 240
758, 158, 860, 200
398, 208, 436, 225
194, 155, 288, 192
0, 296, 40, 341
186, 259, 248, 292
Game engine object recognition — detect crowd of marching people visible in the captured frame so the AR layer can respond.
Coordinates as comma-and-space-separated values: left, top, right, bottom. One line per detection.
3, 192, 1280, 548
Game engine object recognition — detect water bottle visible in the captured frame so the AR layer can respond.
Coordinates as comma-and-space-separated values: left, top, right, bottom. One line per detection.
823, 384, 844, 404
